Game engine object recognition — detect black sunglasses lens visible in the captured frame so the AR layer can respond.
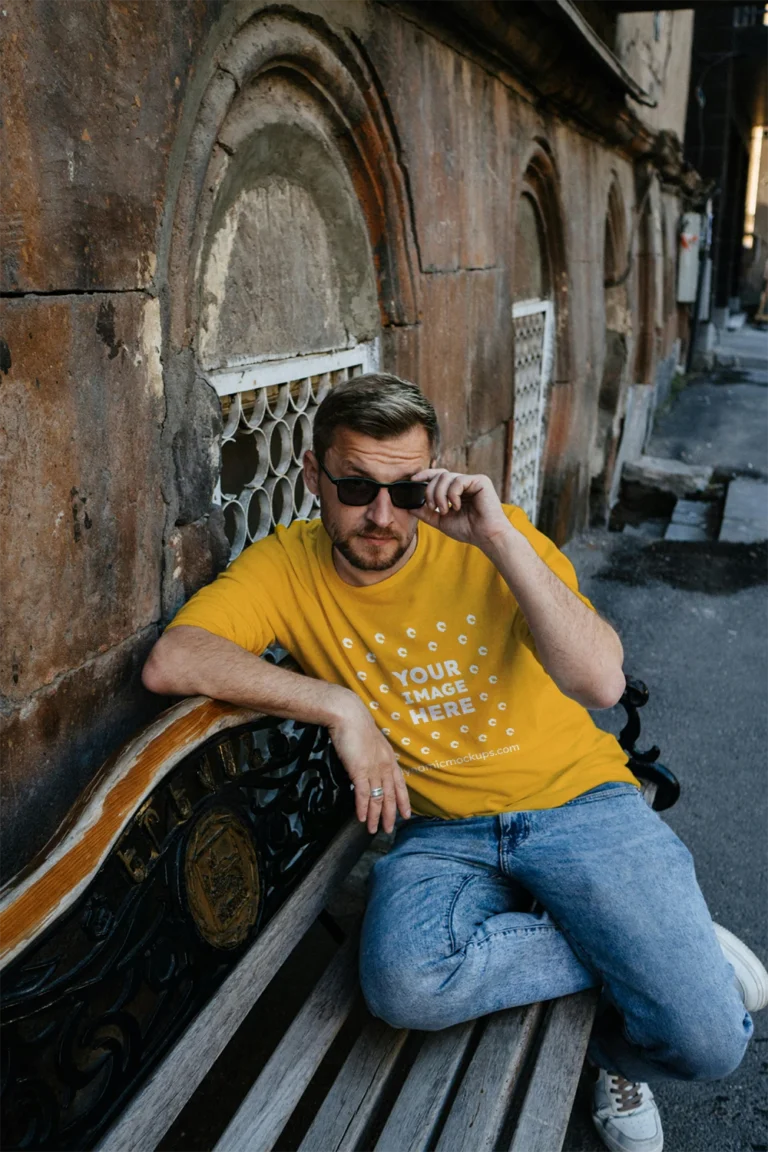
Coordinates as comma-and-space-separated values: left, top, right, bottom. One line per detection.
390, 483, 427, 509
336, 479, 380, 506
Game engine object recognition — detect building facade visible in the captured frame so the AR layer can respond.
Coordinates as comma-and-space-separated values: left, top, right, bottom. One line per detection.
1, 0, 700, 881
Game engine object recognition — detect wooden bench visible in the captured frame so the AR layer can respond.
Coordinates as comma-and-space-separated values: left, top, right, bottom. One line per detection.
0, 668, 677, 1152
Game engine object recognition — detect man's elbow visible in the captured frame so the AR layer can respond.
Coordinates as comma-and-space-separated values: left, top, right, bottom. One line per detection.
142, 636, 181, 697
588, 665, 627, 710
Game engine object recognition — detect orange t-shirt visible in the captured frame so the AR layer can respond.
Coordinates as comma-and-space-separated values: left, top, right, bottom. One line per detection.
166, 505, 637, 817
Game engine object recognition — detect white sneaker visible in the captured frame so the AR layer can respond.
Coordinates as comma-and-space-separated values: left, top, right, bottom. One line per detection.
714, 923, 768, 1012
592, 1068, 663, 1152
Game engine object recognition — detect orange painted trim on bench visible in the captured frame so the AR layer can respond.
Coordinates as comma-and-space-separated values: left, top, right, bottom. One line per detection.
0, 697, 258, 968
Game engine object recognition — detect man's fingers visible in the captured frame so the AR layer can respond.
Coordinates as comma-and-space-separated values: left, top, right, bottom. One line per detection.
394, 768, 412, 820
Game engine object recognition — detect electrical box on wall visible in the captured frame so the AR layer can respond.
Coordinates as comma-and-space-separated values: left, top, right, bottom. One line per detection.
677, 213, 701, 303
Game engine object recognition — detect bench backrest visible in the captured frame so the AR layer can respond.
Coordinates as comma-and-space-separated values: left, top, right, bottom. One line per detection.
0, 693, 367, 1151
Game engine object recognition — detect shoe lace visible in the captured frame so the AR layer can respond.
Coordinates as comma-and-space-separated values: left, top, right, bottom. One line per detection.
609, 1075, 644, 1113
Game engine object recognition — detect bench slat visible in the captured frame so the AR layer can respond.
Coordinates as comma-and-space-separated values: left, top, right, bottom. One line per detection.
215, 931, 361, 1152
508, 989, 599, 1152
97, 818, 369, 1152
374, 1020, 476, 1152
435, 1002, 544, 1152
298, 1015, 409, 1152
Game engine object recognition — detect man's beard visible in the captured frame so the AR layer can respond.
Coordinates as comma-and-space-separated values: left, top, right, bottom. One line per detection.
328, 522, 416, 572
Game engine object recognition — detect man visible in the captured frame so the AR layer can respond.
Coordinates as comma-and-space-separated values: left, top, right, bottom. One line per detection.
143, 373, 766, 1152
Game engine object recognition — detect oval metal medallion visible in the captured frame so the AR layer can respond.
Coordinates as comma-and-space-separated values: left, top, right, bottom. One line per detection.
183, 807, 261, 949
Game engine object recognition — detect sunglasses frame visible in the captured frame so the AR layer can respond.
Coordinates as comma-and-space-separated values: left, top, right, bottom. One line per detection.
318, 461, 428, 509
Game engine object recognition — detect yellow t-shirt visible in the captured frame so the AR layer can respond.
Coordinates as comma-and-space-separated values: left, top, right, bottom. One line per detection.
166, 504, 638, 816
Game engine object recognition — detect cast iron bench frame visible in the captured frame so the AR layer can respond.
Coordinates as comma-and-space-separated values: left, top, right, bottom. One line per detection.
0, 667, 676, 1152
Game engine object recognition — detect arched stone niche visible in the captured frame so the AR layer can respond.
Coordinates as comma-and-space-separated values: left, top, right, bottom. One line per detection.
590, 177, 633, 524
196, 115, 377, 367
511, 141, 574, 543
158, 9, 420, 611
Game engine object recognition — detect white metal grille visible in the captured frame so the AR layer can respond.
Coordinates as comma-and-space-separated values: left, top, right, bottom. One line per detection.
204, 342, 380, 561
510, 300, 554, 523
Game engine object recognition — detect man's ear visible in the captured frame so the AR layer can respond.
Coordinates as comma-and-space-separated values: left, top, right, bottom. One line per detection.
303, 449, 320, 496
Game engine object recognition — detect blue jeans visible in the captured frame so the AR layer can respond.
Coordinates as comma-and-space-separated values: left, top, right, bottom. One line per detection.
359, 783, 752, 1083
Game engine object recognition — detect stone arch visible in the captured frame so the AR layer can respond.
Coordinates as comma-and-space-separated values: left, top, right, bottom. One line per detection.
590, 176, 633, 524
166, 11, 420, 354
510, 139, 574, 541
633, 170, 663, 385
156, 9, 420, 604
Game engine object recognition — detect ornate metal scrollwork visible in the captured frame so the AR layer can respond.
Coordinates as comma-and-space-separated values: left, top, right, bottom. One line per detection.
0, 716, 352, 1150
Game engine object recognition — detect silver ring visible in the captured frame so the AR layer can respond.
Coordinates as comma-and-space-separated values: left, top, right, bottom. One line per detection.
370, 787, 384, 799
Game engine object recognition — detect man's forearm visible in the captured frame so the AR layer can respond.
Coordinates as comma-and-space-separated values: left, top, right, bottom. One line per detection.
142, 625, 354, 727
482, 526, 625, 709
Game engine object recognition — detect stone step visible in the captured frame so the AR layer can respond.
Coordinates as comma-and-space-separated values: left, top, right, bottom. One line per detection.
623, 455, 714, 499
718, 478, 768, 543
664, 498, 715, 542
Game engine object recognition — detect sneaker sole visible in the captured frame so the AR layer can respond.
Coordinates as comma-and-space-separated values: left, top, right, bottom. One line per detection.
592, 1114, 664, 1152
714, 923, 768, 1013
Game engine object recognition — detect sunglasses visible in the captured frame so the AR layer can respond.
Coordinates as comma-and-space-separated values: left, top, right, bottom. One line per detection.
319, 461, 428, 509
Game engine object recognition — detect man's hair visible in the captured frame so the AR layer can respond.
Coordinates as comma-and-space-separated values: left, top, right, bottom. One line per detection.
312, 373, 441, 464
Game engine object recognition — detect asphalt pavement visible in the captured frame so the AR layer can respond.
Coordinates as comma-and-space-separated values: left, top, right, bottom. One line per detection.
562, 352, 768, 1152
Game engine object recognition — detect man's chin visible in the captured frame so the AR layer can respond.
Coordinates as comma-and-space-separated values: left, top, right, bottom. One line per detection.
336, 535, 408, 572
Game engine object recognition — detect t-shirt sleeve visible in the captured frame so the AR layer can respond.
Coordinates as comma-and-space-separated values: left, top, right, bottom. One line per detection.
164, 538, 282, 654
501, 503, 596, 612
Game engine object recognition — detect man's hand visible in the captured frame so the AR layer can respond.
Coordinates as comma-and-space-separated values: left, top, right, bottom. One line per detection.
327, 698, 412, 834
410, 468, 511, 550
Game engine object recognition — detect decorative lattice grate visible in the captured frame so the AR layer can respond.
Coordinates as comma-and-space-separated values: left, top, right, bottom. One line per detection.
204, 343, 379, 561
510, 301, 554, 523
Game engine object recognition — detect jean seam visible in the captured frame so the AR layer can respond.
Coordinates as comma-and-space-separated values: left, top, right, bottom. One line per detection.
447, 874, 477, 954
459, 919, 562, 959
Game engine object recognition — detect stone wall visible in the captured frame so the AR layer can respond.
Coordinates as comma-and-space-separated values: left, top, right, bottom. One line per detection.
0, 0, 690, 882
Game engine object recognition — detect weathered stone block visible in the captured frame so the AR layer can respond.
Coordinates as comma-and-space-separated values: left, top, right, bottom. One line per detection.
0, 294, 165, 701
0, 628, 159, 885
467, 269, 514, 436
418, 273, 469, 453
162, 512, 230, 622
0, 0, 216, 291
381, 324, 421, 389
366, 6, 509, 273
467, 424, 508, 494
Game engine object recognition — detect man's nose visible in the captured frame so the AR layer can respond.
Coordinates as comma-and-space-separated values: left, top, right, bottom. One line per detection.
366, 487, 395, 525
